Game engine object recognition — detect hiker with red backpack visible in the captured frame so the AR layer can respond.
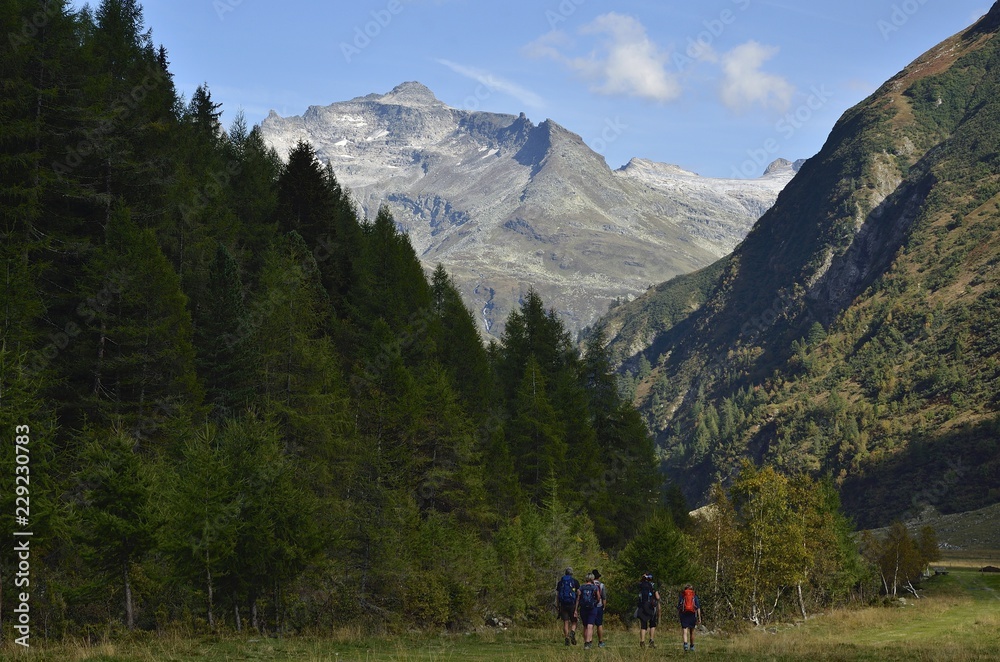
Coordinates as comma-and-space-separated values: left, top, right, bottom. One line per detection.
575, 573, 603, 650
677, 583, 702, 652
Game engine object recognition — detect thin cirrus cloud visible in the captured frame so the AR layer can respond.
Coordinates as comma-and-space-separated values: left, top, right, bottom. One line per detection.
719, 41, 795, 112
436, 59, 546, 109
524, 13, 681, 103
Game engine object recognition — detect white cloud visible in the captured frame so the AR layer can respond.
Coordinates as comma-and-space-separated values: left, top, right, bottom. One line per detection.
436, 59, 546, 109
525, 13, 680, 103
719, 41, 795, 112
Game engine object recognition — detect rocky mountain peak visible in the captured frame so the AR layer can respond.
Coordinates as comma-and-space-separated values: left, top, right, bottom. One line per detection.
378, 81, 442, 107
260, 82, 796, 336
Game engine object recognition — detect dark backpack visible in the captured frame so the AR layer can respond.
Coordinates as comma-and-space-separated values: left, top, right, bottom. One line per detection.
682, 588, 696, 613
579, 583, 599, 609
558, 575, 577, 605
639, 580, 657, 608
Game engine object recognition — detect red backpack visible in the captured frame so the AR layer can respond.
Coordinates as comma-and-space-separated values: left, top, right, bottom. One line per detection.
682, 588, 696, 613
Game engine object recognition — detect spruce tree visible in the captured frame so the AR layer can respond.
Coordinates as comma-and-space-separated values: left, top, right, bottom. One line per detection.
194, 243, 255, 420
76, 427, 155, 629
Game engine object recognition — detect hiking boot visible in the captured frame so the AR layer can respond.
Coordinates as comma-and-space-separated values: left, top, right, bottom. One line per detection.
584, 642, 592, 650
640, 641, 646, 649
649, 639, 656, 649
571, 630, 577, 645
598, 641, 606, 648
565, 637, 570, 646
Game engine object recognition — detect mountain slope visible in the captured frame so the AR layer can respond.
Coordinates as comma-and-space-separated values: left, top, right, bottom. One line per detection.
600, 4, 1000, 526
260, 83, 795, 335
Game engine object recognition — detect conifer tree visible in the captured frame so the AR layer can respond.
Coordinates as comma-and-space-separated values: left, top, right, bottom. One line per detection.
275, 140, 335, 246
157, 424, 241, 631
508, 357, 567, 500
72, 204, 201, 442
194, 243, 255, 420
428, 264, 492, 407
76, 427, 155, 629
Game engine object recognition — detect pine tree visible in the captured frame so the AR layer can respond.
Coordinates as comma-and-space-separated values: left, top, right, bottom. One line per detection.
508, 357, 567, 500
219, 415, 321, 632
428, 264, 491, 407
194, 243, 255, 420
274, 140, 335, 246
157, 424, 241, 631
76, 427, 155, 629
613, 513, 698, 615
71, 204, 201, 442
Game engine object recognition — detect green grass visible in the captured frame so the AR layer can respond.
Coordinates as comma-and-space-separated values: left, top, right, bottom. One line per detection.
6, 570, 1000, 661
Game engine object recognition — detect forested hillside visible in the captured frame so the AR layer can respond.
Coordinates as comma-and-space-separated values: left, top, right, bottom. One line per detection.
597, 4, 1000, 527
0, 0, 673, 635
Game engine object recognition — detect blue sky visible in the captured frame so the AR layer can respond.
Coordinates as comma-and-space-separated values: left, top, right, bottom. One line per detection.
134, 0, 991, 178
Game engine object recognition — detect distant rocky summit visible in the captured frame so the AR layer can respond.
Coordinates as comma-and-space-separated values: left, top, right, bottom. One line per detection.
261, 82, 797, 336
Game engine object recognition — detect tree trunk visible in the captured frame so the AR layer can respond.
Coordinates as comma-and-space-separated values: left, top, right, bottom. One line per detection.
93, 323, 107, 396
797, 583, 807, 620
251, 597, 259, 632
274, 577, 281, 635
206, 563, 215, 632
124, 561, 135, 629
234, 594, 242, 632
714, 522, 722, 591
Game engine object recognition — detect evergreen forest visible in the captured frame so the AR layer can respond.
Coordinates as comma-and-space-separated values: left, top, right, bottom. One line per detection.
0, 0, 921, 642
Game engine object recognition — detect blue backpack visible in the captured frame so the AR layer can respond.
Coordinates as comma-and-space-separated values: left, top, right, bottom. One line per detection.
558, 575, 577, 605
579, 583, 599, 609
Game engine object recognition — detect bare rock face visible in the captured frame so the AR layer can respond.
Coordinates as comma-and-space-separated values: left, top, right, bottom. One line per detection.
261, 82, 795, 336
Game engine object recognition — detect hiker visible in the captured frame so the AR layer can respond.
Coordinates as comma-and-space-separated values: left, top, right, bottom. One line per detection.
592, 568, 607, 648
576, 573, 602, 649
636, 572, 660, 649
678, 583, 702, 652
556, 567, 580, 646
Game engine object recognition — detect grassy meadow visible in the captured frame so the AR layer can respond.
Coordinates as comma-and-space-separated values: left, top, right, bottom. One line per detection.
5, 565, 999, 661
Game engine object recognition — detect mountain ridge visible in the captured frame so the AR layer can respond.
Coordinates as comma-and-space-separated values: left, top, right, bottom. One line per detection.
597, 2, 1000, 526
260, 83, 797, 336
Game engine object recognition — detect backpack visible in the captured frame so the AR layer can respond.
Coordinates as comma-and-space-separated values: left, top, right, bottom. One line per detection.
639, 580, 657, 608
558, 575, 577, 605
682, 587, 696, 613
579, 583, 599, 609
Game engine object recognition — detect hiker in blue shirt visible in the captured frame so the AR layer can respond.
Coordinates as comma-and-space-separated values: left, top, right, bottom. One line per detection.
556, 567, 580, 646
575, 573, 603, 650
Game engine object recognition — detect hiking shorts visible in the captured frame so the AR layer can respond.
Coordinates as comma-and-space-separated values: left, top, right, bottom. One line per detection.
594, 607, 604, 627
637, 607, 658, 629
579, 607, 598, 626
680, 611, 697, 629
558, 602, 577, 622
